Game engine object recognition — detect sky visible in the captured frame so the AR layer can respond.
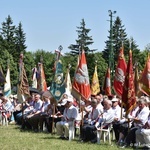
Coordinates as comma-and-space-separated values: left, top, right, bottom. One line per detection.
0, 0, 150, 53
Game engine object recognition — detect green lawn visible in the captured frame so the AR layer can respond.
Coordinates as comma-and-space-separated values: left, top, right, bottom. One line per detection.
0, 125, 132, 150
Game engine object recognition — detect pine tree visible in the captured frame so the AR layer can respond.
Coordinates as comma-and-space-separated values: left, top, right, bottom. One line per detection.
102, 16, 128, 67
113, 17, 128, 60
15, 22, 27, 62
0, 15, 16, 56
68, 19, 96, 55
125, 37, 140, 65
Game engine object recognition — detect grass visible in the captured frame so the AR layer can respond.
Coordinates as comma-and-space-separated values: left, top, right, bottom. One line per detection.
0, 125, 132, 150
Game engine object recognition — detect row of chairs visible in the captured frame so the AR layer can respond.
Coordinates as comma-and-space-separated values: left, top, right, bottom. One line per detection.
0, 112, 8, 126
69, 120, 114, 143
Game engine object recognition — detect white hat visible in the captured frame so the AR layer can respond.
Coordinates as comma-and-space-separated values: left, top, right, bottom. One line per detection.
111, 97, 118, 102
13, 95, 17, 99
67, 98, 73, 103
61, 99, 67, 106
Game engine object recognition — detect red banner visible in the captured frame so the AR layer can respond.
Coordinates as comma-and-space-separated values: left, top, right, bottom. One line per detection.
103, 68, 111, 96
139, 55, 150, 95
122, 50, 136, 116
113, 47, 127, 98
73, 50, 91, 100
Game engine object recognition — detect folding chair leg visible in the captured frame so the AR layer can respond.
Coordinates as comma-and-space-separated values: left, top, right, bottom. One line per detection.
97, 131, 102, 144
69, 126, 75, 141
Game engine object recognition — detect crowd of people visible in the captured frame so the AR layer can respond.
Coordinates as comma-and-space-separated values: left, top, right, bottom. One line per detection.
0, 91, 150, 149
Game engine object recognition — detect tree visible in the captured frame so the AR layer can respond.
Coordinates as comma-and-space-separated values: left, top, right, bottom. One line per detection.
15, 22, 27, 62
0, 15, 16, 57
23, 51, 36, 86
102, 16, 128, 67
68, 19, 96, 55
33, 50, 55, 86
124, 37, 140, 65
0, 49, 18, 86
86, 52, 107, 91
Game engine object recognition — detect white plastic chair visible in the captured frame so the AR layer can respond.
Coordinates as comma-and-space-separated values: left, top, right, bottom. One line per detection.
97, 123, 112, 144
69, 120, 75, 141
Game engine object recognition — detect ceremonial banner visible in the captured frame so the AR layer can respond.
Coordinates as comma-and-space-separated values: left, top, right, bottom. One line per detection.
31, 66, 37, 89
50, 60, 66, 102
113, 47, 127, 98
37, 62, 47, 92
73, 50, 91, 100
71, 54, 81, 100
17, 54, 30, 103
0, 65, 5, 84
91, 64, 100, 95
139, 55, 150, 96
122, 50, 136, 116
64, 65, 72, 94
103, 67, 111, 96
4, 66, 11, 97
134, 63, 142, 97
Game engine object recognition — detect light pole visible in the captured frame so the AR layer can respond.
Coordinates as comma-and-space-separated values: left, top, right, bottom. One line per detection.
108, 10, 116, 79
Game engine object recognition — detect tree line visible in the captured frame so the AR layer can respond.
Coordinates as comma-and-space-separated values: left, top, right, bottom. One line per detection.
0, 15, 149, 92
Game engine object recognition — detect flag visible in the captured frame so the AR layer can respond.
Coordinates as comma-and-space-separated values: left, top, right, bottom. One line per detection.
31, 66, 37, 89
37, 62, 47, 92
91, 64, 100, 95
139, 54, 150, 96
4, 66, 11, 97
122, 50, 136, 116
113, 47, 127, 98
50, 60, 66, 102
17, 54, 30, 103
73, 50, 91, 100
103, 67, 111, 96
71, 54, 81, 100
52, 48, 62, 72
0, 65, 5, 84
64, 65, 72, 94
134, 63, 142, 97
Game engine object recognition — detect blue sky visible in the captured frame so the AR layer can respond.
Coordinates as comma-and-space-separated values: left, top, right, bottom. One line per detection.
0, 0, 150, 53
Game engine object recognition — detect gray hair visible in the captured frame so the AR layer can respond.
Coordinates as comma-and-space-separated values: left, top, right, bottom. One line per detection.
104, 99, 112, 106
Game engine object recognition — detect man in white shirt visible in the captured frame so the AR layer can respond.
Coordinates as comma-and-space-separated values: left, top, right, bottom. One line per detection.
25, 94, 43, 131
95, 99, 115, 129
90, 99, 114, 143
121, 96, 149, 148
56, 97, 78, 140
111, 96, 122, 141
80, 99, 100, 142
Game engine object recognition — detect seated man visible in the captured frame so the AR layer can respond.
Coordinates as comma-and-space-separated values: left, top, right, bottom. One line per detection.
56, 97, 78, 140
121, 96, 149, 148
135, 98, 150, 149
136, 118, 150, 149
25, 94, 43, 131
80, 99, 100, 142
95, 99, 114, 129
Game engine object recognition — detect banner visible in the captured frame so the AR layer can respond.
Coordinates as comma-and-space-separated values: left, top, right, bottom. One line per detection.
37, 62, 47, 92
122, 50, 136, 116
113, 47, 127, 98
91, 64, 100, 95
0, 65, 5, 84
17, 54, 30, 103
73, 50, 91, 100
4, 66, 11, 97
50, 60, 66, 102
103, 67, 111, 96
139, 55, 150, 96
134, 63, 142, 97
64, 65, 72, 94
31, 66, 37, 89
